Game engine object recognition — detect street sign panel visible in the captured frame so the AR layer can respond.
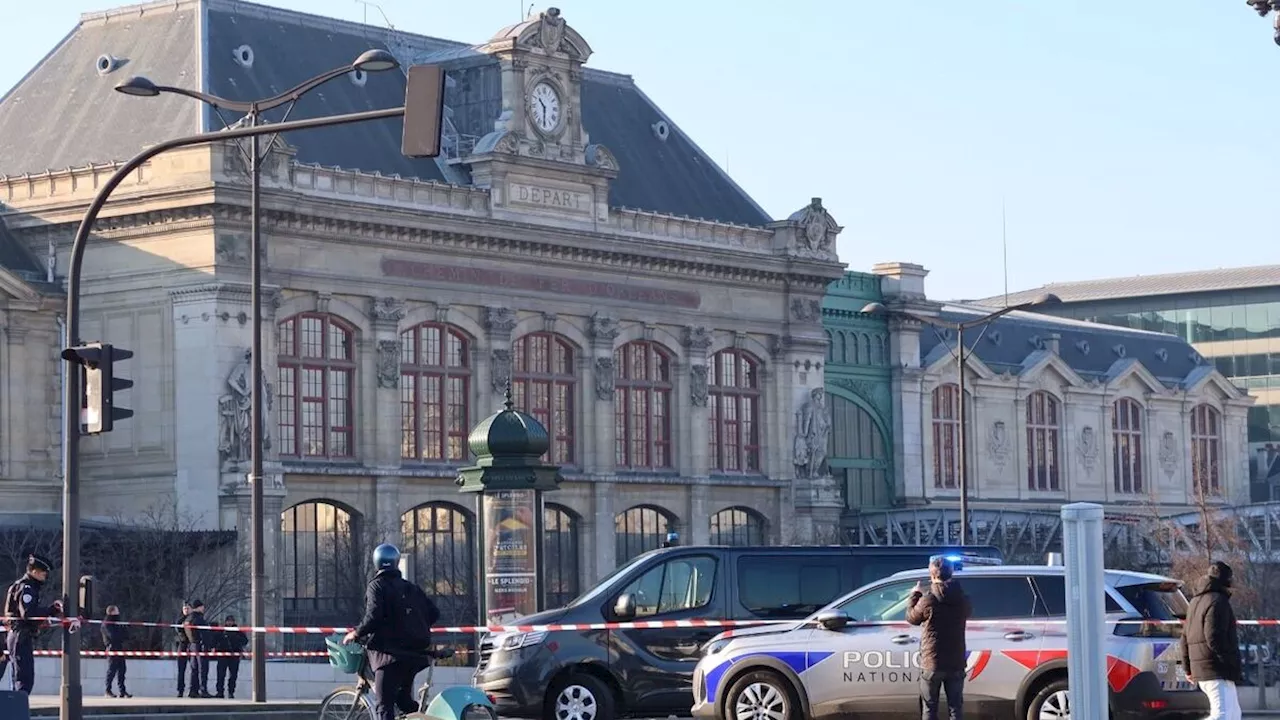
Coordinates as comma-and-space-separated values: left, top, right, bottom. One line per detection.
402, 64, 446, 158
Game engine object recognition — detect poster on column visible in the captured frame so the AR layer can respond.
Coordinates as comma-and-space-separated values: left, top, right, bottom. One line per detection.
483, 489, 539, 623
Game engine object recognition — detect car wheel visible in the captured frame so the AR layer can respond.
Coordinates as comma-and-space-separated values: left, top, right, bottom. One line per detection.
1027, 678, 1071, 720
725, 670, 797, 720
548, 673, 615, 720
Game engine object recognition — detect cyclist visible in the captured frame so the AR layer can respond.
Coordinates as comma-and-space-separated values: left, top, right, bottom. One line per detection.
343, 544, 440, 720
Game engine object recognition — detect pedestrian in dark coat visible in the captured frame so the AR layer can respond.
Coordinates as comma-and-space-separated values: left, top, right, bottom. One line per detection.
184, 600, 212, 698
174, 602, 191, 698
215, 614, 248, 699
907, 557, 972, 720
101, 605, 132, 697
1180, 561, 1243, 719
3, 554, 62, 695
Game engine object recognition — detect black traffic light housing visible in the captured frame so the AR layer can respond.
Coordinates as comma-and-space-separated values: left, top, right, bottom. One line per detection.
61, 342, 134, 434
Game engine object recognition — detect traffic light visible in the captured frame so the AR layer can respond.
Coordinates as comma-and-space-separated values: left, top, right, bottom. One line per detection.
60, 342, 134, 434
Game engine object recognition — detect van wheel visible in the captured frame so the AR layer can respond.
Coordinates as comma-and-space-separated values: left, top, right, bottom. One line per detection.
549, 673, 615, 720
725, 670, 797, 720
1027, 678, 1071, 720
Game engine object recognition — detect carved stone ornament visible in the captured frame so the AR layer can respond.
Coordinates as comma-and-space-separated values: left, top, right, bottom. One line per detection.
790, 298, 821, 322
1077, 425, 1099, 473
987, 420, 1011, 472
215, 234, 248, 264
1158, 430, 1179, 477
537, 7, 567, 52
594, 356, 615, 401
376, 340, 401, 389
371, 296, 406, 323
484, 307, 519, 337
690, 364, 709, 407
684, 325, 714, 352
217, 349, 274, 465
793, 388, 831, 480
585, 144, 619, 172
494, 131, 519, 155
491, 348, 513, 393
785, 197, 841, 258
589, 312, 621, 343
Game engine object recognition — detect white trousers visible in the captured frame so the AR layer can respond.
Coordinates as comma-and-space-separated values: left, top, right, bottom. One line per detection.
1198, 679, 1242, 720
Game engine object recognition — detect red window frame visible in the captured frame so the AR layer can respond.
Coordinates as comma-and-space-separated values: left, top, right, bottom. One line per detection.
614, 341, 674, 469
1112, 397, 1145, 494
1190, 404, 1222, 495
931, 384, 963, 489
277, 313, 356, 459
401, 323, 471, 463
512, 332, 576, 465
708, 349, 761, 473
1025, 390, 1061, 491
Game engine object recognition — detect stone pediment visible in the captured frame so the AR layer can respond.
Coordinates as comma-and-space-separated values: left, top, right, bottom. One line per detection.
1018, 349, 1085, 389
770, 198, 841, 261
482, 7, 593, 63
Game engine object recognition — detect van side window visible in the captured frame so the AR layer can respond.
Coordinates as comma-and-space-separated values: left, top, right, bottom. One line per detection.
962, 576, 1038, 619
738, 557, 841, 618
618, 555, 717, 618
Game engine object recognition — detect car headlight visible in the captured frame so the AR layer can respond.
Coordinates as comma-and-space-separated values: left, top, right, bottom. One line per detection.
497, 631, 548, 651
702, 638, 731, 655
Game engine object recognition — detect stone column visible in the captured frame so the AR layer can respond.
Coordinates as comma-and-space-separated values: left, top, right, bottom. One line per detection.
369, 296, 406, 470
585, 312, 620, 474
590, 480, 616, 581
683, 325, 713, 478
483, 305, 517, 405
232, 483, 288, 646
688, 484, 710, 545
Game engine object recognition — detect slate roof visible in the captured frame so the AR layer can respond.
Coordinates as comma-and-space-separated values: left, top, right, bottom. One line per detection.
918, 303, 1216, 388
972, 265, 1280, 306
0, 0, 771, 227
0, 220, 61, 293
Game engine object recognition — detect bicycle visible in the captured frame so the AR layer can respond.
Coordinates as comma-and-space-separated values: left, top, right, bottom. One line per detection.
319, 642, 460, 720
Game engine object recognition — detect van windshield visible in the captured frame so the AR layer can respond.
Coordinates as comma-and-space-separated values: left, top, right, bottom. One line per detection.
565, 554, 653, 608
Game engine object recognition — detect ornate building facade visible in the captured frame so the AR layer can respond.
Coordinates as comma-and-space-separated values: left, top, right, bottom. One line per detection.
0, 1, 845, 631
848, 263, 1255, 557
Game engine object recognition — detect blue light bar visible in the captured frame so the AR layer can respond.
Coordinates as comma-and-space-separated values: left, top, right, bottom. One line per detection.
929, 553, 1003, 572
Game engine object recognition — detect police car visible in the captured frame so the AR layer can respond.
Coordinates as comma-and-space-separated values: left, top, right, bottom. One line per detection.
690, 555, 1209, 719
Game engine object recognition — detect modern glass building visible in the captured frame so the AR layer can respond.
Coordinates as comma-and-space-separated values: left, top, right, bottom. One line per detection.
977, 265, 1280, 499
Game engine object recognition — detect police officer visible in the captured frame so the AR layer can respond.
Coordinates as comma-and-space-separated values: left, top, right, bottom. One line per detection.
215, 614, 248, 699
3, 554, 63, 695
175, 601, 192, 698
101, 604, 132, 698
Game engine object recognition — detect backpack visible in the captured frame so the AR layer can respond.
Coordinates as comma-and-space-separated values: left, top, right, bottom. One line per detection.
394, 579, 438, 648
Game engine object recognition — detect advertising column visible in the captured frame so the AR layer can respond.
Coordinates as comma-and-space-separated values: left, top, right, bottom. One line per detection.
482, 489, 541, 624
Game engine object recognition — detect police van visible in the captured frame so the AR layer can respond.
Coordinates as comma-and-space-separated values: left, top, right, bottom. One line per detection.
691, 555, 1209, 719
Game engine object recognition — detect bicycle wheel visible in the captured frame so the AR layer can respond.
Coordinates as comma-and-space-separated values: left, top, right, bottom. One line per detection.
319, 686, 375, 720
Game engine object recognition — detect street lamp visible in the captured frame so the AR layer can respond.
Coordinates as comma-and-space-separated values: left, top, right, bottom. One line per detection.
114, 48, 399, 703
861, 293, 1062, 546
1245, 0, 1280, 44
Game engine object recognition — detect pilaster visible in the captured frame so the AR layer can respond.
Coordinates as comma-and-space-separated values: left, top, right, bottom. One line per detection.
689, 483, 710, 545
684, 325, 713, 477
370, 296, 406, 468
586, 312, 619, 474
590, 479, 616, 580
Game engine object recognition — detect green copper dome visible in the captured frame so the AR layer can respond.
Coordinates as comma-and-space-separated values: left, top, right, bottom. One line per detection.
467, 388, 550, 461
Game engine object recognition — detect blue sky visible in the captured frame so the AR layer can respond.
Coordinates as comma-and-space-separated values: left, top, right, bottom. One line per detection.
3, 1, 1278, 300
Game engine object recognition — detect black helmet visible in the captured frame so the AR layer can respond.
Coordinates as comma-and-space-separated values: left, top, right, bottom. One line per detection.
373, 544, 401, 571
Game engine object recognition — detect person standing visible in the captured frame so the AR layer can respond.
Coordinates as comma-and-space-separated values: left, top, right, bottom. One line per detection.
101, 604, 132, 698
0, 623, 9, 686
907, 556, 972, 720
185, 600, 212, 698
343, 544, 441, 720
215, 614, 248, 699
1181, 561, 1244, 720
175, 602, 192, 698
2, 554, 63, 695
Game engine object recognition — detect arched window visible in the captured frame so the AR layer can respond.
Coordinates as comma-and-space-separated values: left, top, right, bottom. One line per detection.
860, 334, 872, 363
709, 349, 761, 473
512, 332, 576, 465
614, 341, 674, 469
615, 505, 674, 563
709, 507, 766, 546
1191, 404, 1222, 495
1112, 398, 1144, 494
825, 330, 834, 363
280, 501, 361, 648
277, 313, 356, 459
402, 502, 476, 661
931, 384, 965, 489
848, 333, 859, 364
544, 504, 580, 608
1026, 391, 1062, 491
401, 323, 471, 462
829, 394, 892, 510
838, 332, 848, 363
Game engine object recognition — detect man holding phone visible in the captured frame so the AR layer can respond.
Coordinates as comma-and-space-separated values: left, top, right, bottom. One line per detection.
907, 556, 972, 720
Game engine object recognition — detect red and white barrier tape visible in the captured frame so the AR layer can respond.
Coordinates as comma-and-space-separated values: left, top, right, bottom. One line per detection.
0, 650, 327, 658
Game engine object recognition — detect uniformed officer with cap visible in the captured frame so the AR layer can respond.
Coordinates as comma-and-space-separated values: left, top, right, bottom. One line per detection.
3, 554, 63, 694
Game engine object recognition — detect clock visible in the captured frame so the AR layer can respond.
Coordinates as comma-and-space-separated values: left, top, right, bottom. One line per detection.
528, 81, 562, 134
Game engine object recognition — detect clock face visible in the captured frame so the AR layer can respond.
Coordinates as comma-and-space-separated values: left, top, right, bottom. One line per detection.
529, 82, 561, 133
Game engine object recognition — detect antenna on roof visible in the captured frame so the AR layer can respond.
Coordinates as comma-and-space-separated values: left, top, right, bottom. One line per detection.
527, 3, 535, 19
354, 0, 396, 30
1002, 196, 1009, 308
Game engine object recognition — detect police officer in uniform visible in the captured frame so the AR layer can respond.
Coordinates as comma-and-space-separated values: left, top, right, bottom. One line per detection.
3, 554, 63, 695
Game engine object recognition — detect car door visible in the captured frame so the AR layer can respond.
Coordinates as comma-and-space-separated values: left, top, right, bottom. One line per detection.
806, 578, 924, 717
608, 553, 721, 712
959, 575, 1045, 708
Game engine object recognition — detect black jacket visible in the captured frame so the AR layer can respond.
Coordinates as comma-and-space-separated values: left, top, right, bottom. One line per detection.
216, 628, 249, 656
101, 615, 127, 650
185, 611, 208, 648
4, 574, 58, 637
354, 568, 440, 662
175, 613, 191, 649
906, 579, 973, 673
1180, 576, 1242, 683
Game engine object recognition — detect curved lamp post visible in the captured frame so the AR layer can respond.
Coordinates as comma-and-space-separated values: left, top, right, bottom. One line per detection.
1245, 1, 1280, 44
113, 48, 399, 703
861, 293, 1062, 546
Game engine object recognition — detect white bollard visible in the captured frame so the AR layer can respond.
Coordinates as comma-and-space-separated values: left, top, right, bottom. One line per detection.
1062, 502, 1107, 719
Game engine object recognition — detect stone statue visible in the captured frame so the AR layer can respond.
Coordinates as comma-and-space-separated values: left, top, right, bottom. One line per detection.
218, 349, 274, 463
793, 388, 831, 479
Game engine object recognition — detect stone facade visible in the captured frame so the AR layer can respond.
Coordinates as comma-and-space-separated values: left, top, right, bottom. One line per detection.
0, 5, 847, 627
875, 263, 1254, 514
